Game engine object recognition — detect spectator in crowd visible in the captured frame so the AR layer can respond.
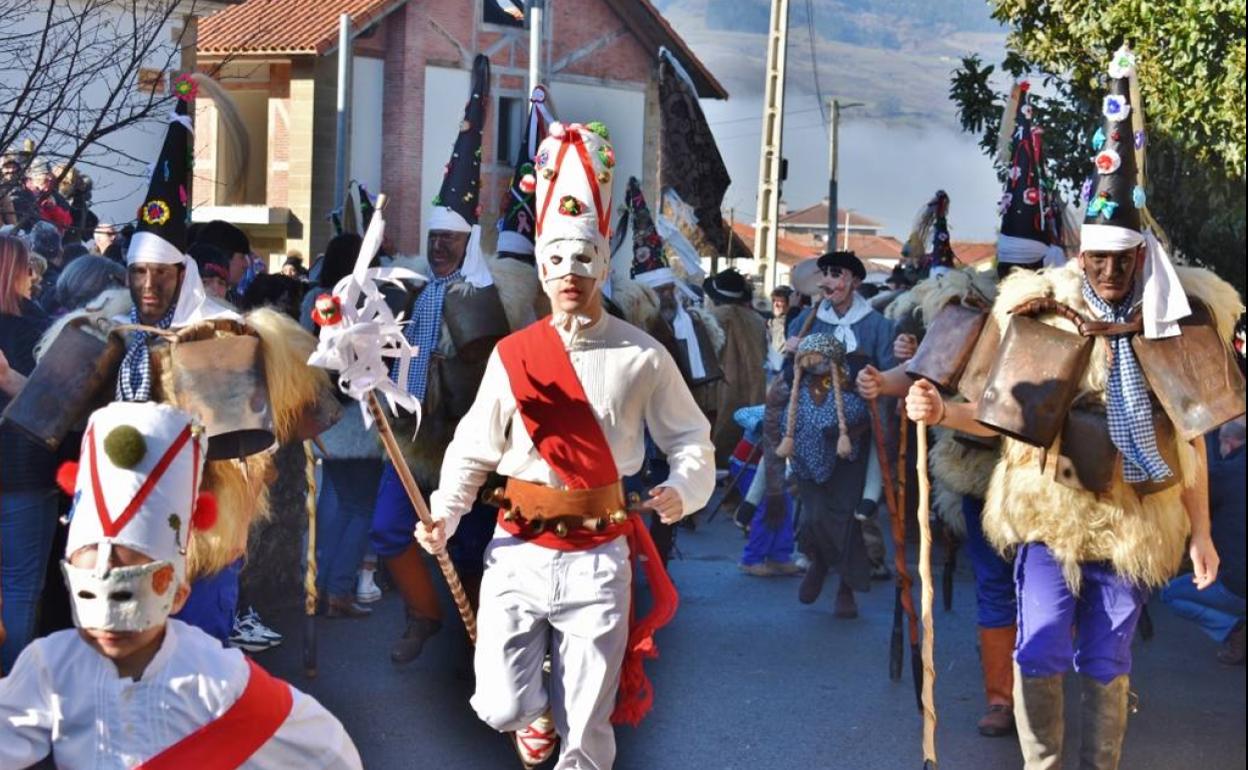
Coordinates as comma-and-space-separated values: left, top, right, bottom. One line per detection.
301, 233, 363, 333
54, 254, 125, 313
90, 223, 118, 256
27, 221, 63, 309
238, 273, 304, 321
192, 220, 251, 298
0, 235, 60, 670
26, 253, 47, 301
189, 242, 232, 302
24, 160, 72, 232
282, 252, 307, 279
767, 285, 796, 379
1161, 417, 1246, 665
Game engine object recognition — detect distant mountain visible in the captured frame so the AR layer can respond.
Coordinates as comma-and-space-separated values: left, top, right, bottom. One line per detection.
656, 0, 1006, 126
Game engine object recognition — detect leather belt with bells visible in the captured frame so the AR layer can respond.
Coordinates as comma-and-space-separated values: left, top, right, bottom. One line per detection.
485, 477, 641, 539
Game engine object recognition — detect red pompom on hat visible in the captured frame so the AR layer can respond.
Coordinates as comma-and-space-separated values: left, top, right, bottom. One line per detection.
56, 461, 79, 496
192, 491, 218, 532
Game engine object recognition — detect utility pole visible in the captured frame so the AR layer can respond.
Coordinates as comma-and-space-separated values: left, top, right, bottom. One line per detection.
753, 0, 790, 294
528, 0, 544, 93
825, 99, 862, 250
332, 14, 353, 222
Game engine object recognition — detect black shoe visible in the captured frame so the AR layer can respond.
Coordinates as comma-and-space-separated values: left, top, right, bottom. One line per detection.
833, 581, 859, 619
854, 499, 876, 522
798, 557, 829, 604
390, 615, 443, 664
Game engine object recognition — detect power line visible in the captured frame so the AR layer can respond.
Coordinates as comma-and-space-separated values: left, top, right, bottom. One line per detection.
708, 106, 823, 127
804, 0, 828, 126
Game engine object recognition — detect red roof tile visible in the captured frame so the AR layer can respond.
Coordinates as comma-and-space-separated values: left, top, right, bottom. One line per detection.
198, 0, 409, 56
951, 241, 996, 265
779, 200, 883, 229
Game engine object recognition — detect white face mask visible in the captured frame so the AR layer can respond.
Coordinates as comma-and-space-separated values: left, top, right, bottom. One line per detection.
537, 237, 607, 286
62, 559, 178, 633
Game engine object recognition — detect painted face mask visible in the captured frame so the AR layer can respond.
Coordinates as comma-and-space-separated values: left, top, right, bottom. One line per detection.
62, 555, 177, 632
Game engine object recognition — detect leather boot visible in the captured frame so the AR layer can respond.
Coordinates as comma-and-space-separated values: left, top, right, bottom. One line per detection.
977, 626, 1016, 737
833, 580, 858, 619
798, 553, 828, 604
1014, 665, 1064, 769
1078, 674, 1129, 770
384, 544, 443, 663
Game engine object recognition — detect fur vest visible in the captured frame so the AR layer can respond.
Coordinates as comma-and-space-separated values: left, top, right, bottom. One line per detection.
982, 262, 1243, 590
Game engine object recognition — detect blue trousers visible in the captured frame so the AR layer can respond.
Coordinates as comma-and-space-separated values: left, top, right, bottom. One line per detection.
1161, 576, 1246, 643
369, 463, 494, 572
1014, 543, 1146, 683
735, 464, 796, 565
316, 459, 381, 598
1, 488, 59, 671
172, 559, 241, 643
962, 496, 1016, 629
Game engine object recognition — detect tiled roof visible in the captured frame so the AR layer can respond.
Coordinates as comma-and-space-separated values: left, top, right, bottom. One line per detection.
198, 0, 409, 56
779, 200, 883, 229
784, 230, 904, 261
731, 222, 820, 267
951, 241, 996, 265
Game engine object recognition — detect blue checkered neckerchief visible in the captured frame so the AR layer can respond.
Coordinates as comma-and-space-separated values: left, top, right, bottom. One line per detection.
1081, 279, 1172, 483
393, 269, 462, 402
116, 303, 176, 402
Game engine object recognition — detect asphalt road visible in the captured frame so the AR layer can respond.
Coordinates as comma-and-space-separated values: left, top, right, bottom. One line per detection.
262, 514, 1246, 770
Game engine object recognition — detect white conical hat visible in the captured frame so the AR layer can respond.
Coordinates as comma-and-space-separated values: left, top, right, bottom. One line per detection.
64, 401, 209, 585
533, 121, 616, 282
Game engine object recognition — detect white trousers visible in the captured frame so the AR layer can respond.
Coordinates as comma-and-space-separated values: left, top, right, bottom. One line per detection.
470, 527, 633, 770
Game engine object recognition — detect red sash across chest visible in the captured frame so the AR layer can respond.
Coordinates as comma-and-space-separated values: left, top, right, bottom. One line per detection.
495, 319, 679, 726
134, 658, 292, 770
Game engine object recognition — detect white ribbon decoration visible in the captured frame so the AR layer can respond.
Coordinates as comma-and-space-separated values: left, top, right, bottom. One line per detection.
306, 204, 428, 428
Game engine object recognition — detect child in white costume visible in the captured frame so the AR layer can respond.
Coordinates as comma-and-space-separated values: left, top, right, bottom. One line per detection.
0, 401, 362, 770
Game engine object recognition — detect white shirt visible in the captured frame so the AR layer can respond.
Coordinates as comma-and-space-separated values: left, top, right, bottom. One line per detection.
0, 620, 362, 770
431, 314, 715, 531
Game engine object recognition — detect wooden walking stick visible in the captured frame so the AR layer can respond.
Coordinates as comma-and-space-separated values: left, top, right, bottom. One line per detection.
365, 393, 477, 643
303, 442, 320, 678
866, 399, 905, 685
916, 421, 938, 769
894, 410, 922, 705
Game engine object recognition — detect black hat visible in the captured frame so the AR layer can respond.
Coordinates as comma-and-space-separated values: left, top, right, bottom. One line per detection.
1082, 50, 1143, 234
194, 219, 250, 256
497, 85, 556, 262
702, 267, 752, 304
130, 87, 194, 265
817, 250, 866, 281
430, 54, 490, 231
997, 81, 1052, 261
189, 242, 229, 282
770, 285, 793, 300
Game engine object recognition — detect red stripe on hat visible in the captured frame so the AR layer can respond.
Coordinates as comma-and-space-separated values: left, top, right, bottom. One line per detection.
88, 424, 193, 539
569, 131, 608, 238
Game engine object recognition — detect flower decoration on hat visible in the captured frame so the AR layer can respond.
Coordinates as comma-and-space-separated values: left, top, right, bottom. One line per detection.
1091, 127, 1106, 151
1132, 185, 1147, 209
1094, 149, 1122, 174
141, 199, 171, 226
585, 121, 610, 140
1134, 130, 1146, 150
172, 73, 197, 102
558, 195, 584, 216
1023, 187, 1040, 205
1086, 191, 1118, 219
1102, 94, 1130, 122
997, 193, 1012, 215
597, 146, 615, 169
519, 172, 536, 195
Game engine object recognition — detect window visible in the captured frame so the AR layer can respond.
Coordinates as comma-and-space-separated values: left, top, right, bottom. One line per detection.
496, 95, 525, 165
483, 0, 525, 28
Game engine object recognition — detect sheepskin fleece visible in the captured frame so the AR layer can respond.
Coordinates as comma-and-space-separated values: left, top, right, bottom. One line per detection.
930, 428, 998, 500
982, 261, 1242, 590
245, 307, 335, 443
34, 287, 133, 361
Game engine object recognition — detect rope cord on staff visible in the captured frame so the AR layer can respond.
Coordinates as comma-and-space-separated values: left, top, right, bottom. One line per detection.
916, 421, 938, 768
303, 442, 319, 678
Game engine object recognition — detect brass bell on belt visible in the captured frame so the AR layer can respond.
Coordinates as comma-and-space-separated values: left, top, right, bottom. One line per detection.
584, 517, 605, 532
486, 487, 507, 506
502, 509, 516, 523
529, 518, 546, 534
609, 509, 628, 525
554, 521, 569, 538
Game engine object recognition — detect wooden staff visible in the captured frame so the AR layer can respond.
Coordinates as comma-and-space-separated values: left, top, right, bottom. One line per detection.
895, 410, 922, 705
916, 422, 938, 769
303, 442, 319, 678
364, 392, 477, 644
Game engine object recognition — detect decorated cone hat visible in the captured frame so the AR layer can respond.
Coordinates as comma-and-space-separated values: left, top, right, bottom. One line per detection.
61, 402, 211, 631
430, 54, 492, 287
533, 120, 615, 284
1080, 45, 1190, 337
996, 81, 1052, 265
623, 176, 676, 289
498, 85, 557, 263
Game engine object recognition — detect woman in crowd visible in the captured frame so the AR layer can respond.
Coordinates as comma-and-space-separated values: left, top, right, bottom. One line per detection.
0, 235, 60, 670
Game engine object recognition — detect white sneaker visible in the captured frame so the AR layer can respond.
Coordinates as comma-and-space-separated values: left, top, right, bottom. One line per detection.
355, 568, 382, 604
793, 552, 812, 571
513, 710, 558, 769
228, 608, 282, 652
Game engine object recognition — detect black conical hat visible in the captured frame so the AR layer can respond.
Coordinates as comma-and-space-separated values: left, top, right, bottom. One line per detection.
431, 54, 490, 228
999, 84, 1048, 244
497, 85, 556, 260
135, 95, 191, 255
929, 192, 956, 269
1083, 74, 1142, 232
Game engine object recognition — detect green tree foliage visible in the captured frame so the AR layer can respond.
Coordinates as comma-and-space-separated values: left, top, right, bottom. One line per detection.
948, 1, 1246, 292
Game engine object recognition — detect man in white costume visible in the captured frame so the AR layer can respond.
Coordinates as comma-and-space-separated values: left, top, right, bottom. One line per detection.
417, 120, 715, 769
0, 401, 362, 769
